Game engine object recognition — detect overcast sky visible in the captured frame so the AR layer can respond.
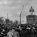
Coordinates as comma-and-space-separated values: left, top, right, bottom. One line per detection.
0, 0, 37, 24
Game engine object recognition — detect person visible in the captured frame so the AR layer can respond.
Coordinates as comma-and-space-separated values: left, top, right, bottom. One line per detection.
7, 28, 19, 37
7, 29, 14, 37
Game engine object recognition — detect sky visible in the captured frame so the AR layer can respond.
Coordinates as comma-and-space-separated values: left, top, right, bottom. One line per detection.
0, 0, 37, 24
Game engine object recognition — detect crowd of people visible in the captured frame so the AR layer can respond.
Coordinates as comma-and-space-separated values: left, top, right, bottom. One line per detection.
0, 23, 37, 37
0, 17, 37, 37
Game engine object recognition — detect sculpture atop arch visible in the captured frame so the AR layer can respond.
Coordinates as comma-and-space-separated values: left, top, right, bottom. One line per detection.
29, 6, 34, 15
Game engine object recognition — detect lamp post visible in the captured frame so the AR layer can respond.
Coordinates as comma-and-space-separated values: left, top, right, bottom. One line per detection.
20, 11, 22, 24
